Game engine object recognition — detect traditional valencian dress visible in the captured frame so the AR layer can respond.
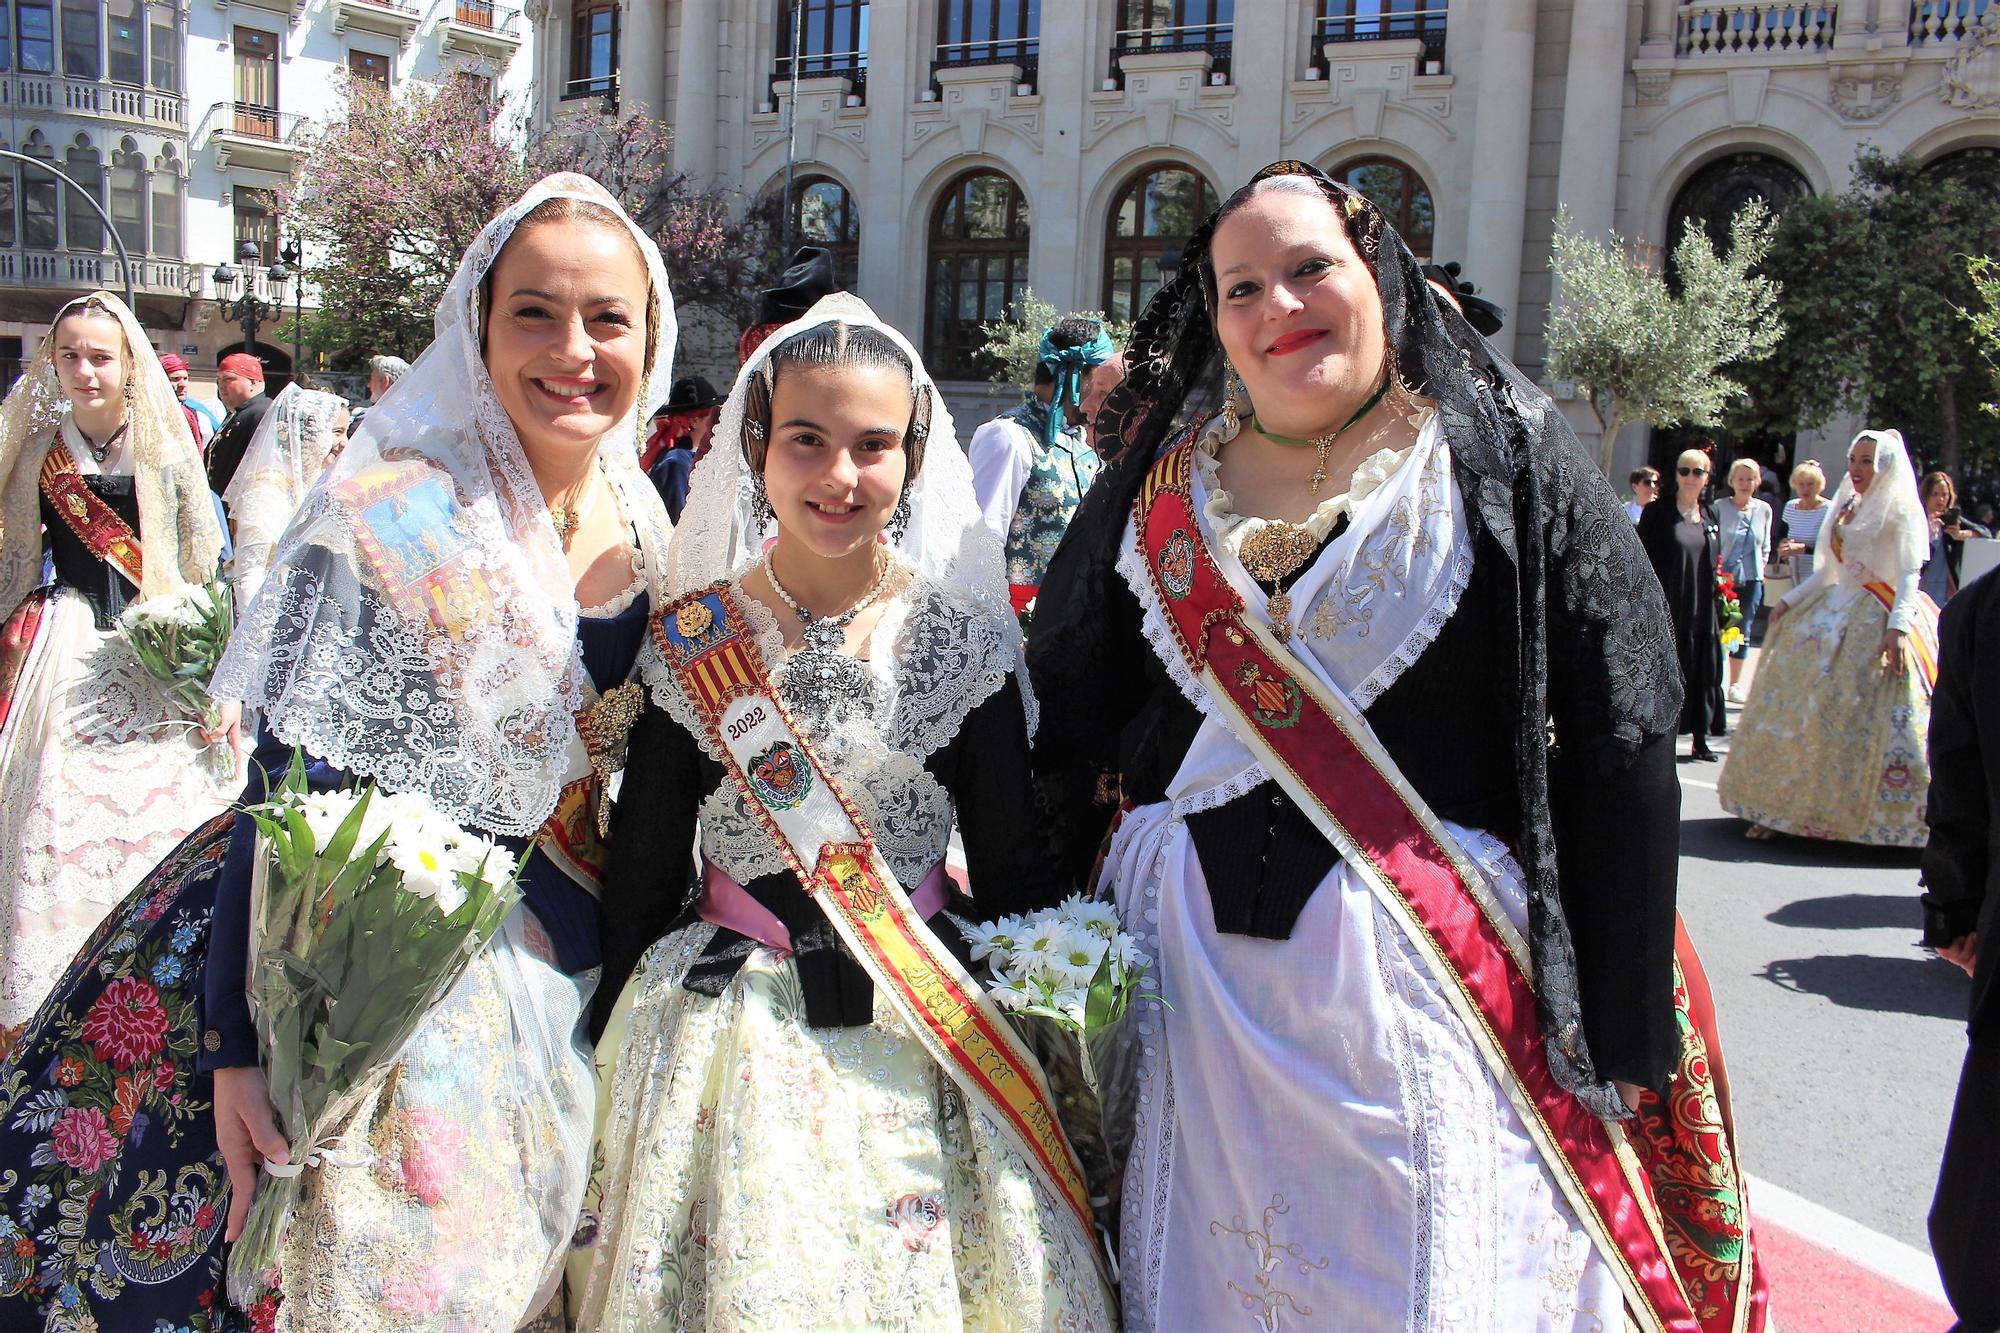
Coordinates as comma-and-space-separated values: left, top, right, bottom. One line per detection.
570, 295, 1116, 1331
969, 396, 1102, 612
0, 292, 234, 1049
0, 177, 678, 1331
1719, 429, 1940, 845
1031, 161, 1767, 1333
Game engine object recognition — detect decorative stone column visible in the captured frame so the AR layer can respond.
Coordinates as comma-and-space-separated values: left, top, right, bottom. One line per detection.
671, 0, 717, 175
1462, 0, 1535, 359
1553, 0, 1630, 240
620, 0, 665, 118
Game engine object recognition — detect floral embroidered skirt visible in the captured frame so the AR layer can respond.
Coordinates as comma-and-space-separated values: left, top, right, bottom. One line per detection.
0, 810, 594, 1333
0, 812, 240, 1333
0, 590, 237, 1040
1718, 576, 1935, 845
567, 923, 1117, 1332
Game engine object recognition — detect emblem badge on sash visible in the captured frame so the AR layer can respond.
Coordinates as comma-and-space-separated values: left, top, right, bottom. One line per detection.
1234, 660, 1303, 729
748, 740, 812, 809
1158, 528, 1196, 600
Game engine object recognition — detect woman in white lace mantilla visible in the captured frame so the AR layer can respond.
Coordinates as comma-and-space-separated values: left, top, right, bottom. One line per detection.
568, 296, 1116, 1332
222, 381, 349, 614
0, 290, 233, 1049
0, 176, 677, 1333
1720, 428, 1940, 845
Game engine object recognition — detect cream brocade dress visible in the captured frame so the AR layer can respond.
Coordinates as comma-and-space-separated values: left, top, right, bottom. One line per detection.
1717, 533, 1937, 845
569, 572, 1115, 1332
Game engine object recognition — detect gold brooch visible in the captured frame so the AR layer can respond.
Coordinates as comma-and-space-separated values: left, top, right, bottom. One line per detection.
577, 681, 644, 837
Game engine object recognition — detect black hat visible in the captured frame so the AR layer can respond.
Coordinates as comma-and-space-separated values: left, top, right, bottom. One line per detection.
1420, 261, 1506, 338
757, 246, 839, 325
664, 375, 725, 412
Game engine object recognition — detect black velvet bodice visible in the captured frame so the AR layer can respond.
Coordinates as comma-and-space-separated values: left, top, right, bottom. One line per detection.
39, 471, 140, 629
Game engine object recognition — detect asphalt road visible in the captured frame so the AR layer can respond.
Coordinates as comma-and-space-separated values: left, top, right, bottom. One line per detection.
1674, 724, 1972, 1252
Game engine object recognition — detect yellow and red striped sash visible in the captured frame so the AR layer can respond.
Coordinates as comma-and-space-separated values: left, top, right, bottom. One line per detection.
650, 582, 1099, 1247
1861, 580, 1939, 691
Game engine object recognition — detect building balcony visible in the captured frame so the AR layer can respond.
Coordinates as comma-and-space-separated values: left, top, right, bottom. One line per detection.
771, 51, 868, 106
440, 1, 524, 60
0, 247, 191, 298
212, 0, 309, 21
200, 101, 309, 172
930, 36, 1039, 97
1314, 5, 1448, 76
2, 73, 186, 132
1111, 21, 1233, 85
1910, 0, 1997, 44
331, 0, 421, 45
1674, 2, 1838, 58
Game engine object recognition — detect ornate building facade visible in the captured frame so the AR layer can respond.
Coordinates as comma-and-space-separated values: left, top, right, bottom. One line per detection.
1, 0, 534, 387
528, 0, 1999, 470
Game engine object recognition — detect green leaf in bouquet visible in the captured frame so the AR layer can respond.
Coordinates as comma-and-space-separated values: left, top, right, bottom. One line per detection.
315, 784, 378, 881
1084, 951, 1122, 1030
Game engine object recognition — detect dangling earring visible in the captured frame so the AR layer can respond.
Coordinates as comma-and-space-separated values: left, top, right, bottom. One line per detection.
1220, 362, 1246, 435
885, 488, 913, 544
750, 469, 774, 527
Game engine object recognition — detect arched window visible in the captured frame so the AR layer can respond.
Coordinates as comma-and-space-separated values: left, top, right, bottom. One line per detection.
110, 136, 143, 253
792, 175, 858, 285
1330, 155, 1433, 261
63, 134, 103, 251
0, 142, 14, 251
20, 132, 57, 250
1925, 145, 2000, 202
149, 143, 181, 255
1103, 162, 1213, 322
925, 168, 1030, 380
1665, 152, 1810, 280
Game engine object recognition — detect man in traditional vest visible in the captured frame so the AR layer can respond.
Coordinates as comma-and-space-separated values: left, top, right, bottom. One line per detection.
968, 318, 1124, 615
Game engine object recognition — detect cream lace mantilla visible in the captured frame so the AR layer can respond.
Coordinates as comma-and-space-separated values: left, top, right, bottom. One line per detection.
645, 568, 1012, 888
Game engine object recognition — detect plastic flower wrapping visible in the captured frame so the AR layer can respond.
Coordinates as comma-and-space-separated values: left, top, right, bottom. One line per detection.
116, 581, 235, 776
1715, 563, 1745, 652
960, 896, 1152, 1235
224, 758, 525, 1306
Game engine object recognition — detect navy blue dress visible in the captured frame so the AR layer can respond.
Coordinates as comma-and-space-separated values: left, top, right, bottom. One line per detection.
0, 596, 648, 1331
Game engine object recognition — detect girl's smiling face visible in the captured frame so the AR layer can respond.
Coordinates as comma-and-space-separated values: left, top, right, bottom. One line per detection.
51, 310, 128, 413
761, 360, 913, 563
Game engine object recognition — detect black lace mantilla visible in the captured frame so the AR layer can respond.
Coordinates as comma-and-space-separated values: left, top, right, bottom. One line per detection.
1029, 161, 1686, 1114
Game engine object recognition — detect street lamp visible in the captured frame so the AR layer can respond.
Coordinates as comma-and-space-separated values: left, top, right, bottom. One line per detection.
212, 239, 290, 367
279, 233, 304, 374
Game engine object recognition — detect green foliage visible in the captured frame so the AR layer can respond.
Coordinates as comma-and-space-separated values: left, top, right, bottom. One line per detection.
1965, 255, 2000, 418
975, 288, 1134, 389
1546, 201, 1782, 473
1730, 148, 2000, 476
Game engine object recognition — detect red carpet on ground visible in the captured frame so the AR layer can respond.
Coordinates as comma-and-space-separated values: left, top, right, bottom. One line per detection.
1757, 1220, 1955, 1332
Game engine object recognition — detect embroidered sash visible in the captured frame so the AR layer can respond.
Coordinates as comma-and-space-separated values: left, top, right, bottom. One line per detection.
1135, 439, 1764, 1333
40, 444, 143, 590
650, 582, 1099, 1247
1862, 580, 1939, 692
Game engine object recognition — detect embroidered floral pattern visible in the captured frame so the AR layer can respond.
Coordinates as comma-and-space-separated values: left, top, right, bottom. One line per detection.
1209, 1195, 1330, 1331
0, 816, 235, 1331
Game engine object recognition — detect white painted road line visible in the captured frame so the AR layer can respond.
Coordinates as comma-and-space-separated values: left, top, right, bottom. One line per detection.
1749, 1173, 1949, 1304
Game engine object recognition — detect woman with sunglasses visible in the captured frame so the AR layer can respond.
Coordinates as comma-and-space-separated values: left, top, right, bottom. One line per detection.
1639, 447, 1726, 760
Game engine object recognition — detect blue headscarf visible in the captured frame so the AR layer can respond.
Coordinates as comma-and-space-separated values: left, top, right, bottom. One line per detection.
1035, 325, 1118, 451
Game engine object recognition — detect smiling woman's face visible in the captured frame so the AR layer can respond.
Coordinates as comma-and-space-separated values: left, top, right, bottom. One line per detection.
481, 218, 649, 466
1207, 185, 1388, 438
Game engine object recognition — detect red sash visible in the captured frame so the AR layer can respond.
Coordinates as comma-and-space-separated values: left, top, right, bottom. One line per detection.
1135, 436, 1765, 1333
40, 444, 143, 590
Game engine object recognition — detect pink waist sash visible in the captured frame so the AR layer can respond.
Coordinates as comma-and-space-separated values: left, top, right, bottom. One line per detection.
698, 858, 951, 958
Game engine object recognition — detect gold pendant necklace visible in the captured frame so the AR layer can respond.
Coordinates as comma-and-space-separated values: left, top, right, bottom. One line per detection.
548, 473, 592, 550
1250, 373, 1394, 496
1239, 521, 1320, 642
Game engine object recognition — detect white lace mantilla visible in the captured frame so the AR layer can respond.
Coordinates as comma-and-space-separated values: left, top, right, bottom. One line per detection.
645, 569, 1014, 885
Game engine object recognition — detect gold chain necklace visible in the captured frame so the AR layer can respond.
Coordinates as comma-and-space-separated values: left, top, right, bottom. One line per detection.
548, 472, 593, 549
1249, 373, 1393, 496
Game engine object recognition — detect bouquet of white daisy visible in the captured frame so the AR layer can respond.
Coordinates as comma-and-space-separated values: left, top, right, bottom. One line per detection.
961, 897, 1151, 1228
224, 759, 526, 1306
117, 581, 234, 774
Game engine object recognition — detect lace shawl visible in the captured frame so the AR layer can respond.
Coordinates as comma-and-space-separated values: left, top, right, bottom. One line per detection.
223, 382, 346, 613
210, 175, 678, 838
1819, 428, 1930, 584
0, 290, 224, 611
